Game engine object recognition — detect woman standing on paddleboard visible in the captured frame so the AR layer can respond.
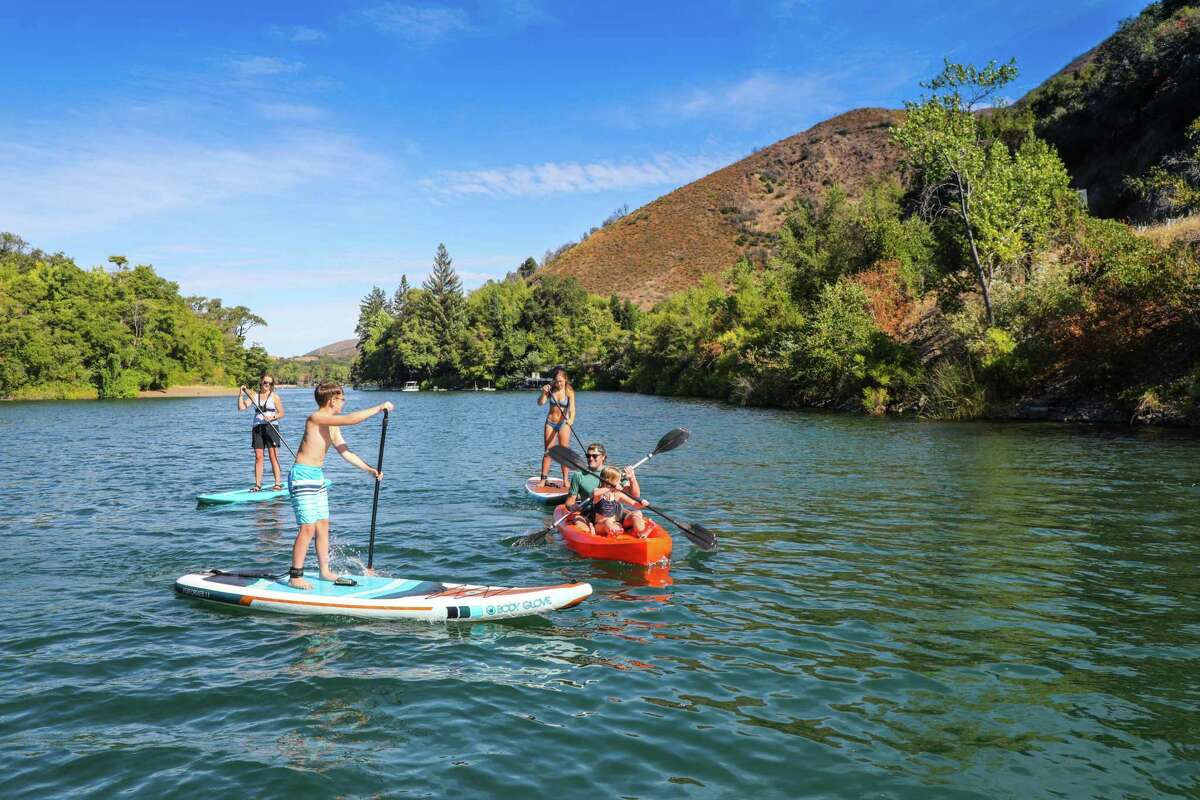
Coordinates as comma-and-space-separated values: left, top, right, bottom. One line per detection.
537, 366, 576, 487
238, 373, 286, 492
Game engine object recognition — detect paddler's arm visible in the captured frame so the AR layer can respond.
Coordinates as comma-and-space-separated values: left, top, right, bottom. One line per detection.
622, 466, 640, 499
270, 393, 285, 422
310, 401, 394, 426
331, 428, 382, 479
567, 387, 576, 425
238, 386, 251, 411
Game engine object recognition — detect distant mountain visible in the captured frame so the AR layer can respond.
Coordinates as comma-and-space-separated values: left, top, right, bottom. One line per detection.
541, 108, 904, 306
303, 338, 357, 360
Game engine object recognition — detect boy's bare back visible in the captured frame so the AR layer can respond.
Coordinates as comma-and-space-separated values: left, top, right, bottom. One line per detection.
294, 394, 395, 468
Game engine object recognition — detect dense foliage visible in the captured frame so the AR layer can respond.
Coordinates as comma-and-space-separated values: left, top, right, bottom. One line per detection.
354, 55, 1199, 424
352, 244, 635, 388
0, 234, 267, 399
1024, 0, 1200, 218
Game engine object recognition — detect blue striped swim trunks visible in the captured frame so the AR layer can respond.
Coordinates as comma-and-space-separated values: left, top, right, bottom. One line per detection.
289, 464, 329, 524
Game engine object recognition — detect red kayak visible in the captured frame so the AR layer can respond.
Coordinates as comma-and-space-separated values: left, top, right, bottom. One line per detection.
552, 504, 672, 566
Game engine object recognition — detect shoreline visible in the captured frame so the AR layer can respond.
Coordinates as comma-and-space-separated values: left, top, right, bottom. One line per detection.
136, 385, 241, 399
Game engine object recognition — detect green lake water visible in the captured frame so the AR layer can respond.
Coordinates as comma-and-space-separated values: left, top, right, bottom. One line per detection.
2, 389, 1197, 798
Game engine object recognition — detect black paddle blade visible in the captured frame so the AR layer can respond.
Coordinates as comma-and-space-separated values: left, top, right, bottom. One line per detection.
512, 525, 553, 547
653, 427, 690, 455
548, 444, 588, 472
678, 522, 717, 552
643, 503, 718, 552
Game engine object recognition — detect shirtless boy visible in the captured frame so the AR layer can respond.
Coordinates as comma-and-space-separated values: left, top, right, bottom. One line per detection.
287, 381, 394, 590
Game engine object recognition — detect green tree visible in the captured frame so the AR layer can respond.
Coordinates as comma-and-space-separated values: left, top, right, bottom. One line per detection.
390, 274, 411, 317
1127, 117, 1200, 218
421, 244, 465, 366
517, 257, 538, 280
894, 59, 1074, 324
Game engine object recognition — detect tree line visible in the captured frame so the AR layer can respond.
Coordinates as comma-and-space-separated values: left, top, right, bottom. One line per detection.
0, 234, 272, 399
354, 57, 1199, 422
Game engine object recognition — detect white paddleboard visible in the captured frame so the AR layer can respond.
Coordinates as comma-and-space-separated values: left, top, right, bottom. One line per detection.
175, 570, 592, 622
524, 475, 569, 504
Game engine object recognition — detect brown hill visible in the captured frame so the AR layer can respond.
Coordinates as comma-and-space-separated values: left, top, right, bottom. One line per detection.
303, 338, 357, 360
542, 107, 904, 306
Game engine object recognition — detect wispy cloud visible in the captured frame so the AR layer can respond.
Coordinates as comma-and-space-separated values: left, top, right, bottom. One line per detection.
173, 256, 516, 295
661, 71, 848, 125
268, 25, 327, 43
0, 131, 386, 237
360, 4, 472, 40
232, 56, 306, 77
357, 0, 551, 41
422, 153, 730, 200
258, 102, 326, 121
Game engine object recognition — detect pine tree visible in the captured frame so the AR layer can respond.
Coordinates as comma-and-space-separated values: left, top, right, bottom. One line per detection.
422, 244, 465, 356
355, 286, 388, 346
390, 274, 411, 318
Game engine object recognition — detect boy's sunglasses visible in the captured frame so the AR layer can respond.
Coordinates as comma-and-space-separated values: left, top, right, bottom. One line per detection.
586, 452, 603, 459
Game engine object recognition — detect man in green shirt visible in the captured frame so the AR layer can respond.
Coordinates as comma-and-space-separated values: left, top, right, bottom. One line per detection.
565, 442, 644, 533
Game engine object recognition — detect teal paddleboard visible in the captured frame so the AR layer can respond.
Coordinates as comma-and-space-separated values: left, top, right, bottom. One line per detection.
196, 480, 331, 506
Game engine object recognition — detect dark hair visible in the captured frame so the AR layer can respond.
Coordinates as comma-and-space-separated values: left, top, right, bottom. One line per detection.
314, 381, 344, 407
586, 442, 606, 458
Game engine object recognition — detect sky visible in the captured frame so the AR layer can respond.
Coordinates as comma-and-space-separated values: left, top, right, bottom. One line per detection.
0, 0, 1148, 355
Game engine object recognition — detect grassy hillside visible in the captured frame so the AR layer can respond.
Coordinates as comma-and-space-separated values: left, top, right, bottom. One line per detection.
542, 108, 903, 306
303, 338, 357, 360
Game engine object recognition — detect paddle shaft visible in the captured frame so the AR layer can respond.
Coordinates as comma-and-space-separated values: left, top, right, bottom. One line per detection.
241, 386, 298, 461
366, 409, 389, 569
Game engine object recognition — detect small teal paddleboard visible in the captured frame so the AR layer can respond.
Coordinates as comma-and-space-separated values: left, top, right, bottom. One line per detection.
196, 480, 332, 506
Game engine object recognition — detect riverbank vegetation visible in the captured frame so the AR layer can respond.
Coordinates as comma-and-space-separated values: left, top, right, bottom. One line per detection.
354, 50, 1199, 425
0, 235, 270, 400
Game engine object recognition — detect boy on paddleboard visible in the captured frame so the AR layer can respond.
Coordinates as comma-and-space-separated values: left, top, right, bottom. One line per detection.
288, 381, 393, 590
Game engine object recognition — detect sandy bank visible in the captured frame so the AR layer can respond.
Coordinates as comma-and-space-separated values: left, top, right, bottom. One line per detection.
137, 385, 241, 399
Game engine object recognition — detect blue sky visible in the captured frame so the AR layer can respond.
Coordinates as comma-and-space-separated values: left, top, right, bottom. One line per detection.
0, 0, 1145, 355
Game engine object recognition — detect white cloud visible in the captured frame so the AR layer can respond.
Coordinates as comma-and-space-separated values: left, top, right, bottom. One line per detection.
357, 1, 551, 41
360, 4, 472, 40
269, 25, 327, 43
258, 102, 326, 121
422, 153, 730, 199
232, 56, 306, 77
663, 71, 846, 125
0, 132, 386, 237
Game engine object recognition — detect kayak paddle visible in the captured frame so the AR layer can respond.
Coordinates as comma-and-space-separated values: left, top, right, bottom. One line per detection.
546, 444, 717, 552
512, 429, 688, 547
628, 428, 689, 469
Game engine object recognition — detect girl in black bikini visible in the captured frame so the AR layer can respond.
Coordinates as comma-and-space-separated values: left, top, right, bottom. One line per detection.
537, 367, 576, 487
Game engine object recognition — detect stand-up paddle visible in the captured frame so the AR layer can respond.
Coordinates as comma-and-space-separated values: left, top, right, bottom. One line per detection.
547, 444, 717, 552
366, 409, 389, 571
